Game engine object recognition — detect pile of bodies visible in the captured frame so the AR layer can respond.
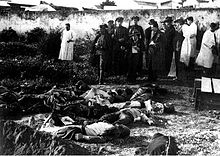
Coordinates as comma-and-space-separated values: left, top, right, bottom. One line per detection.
0, 81, 178, 155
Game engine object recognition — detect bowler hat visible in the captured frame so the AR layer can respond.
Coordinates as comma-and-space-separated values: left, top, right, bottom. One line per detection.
116, 17, 124, 22
100, 24, 108, 29
174, 17, 185, 25
131, 16, 140, 21
162, 16, 173, 23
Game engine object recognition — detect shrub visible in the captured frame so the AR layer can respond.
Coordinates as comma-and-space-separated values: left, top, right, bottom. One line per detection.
26, 27, 47, 44
39, 28, 62, 58
0, 42, 38, 57
0, 28, 19, 42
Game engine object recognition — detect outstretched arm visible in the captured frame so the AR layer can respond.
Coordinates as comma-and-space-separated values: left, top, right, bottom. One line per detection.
75, 133, 107, 143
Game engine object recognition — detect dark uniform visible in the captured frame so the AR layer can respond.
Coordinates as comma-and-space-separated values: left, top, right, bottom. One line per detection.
173, 18, 185, 79
96, 24, 112, 84
127, 16, 145, 82
113, 17, 130, 75
128, 16, 145, 78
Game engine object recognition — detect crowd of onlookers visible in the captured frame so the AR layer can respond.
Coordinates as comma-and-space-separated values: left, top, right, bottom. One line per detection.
88, 15, 220, 84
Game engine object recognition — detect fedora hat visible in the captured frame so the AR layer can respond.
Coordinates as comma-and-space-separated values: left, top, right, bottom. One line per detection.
162, 16, 173, 23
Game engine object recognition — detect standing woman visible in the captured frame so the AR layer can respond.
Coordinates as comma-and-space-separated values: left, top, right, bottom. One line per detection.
59, 23, 76, 61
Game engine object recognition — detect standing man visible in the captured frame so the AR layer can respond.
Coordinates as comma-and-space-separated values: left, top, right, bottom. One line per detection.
161, 17, 175, 76
215, 22, 220, 77
95, 24, 112, 84
186, 16, 197, 69
196, 23, 217, 77
107, 20, 115, 74
145, 19, 156, 73
173, 18, 185, 80
113, 17, 129, 76
129, 16, 145, 76
127, 16, 145, 82
147, 21, 162, 81
59, 23, 76, 61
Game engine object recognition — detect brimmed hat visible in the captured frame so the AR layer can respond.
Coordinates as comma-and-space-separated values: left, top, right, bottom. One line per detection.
162, 16, 173, 23
116, 17, 124, 22
131, 16, 140, 21
108, 20, 114, 24
149, 19, 156, 25
174, 17, 185, 25
99, 24, 108, 29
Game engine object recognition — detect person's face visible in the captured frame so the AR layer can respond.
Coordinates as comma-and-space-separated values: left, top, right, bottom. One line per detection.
117, 21, 123, 26
65, 25, 70, 31
133, 19, 138, 25
187, 20, 192, 25
100, 28, 106, 34
108, 22, 114, 28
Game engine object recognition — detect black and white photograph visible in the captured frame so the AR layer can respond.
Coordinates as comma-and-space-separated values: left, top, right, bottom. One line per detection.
0, 0, 220, 155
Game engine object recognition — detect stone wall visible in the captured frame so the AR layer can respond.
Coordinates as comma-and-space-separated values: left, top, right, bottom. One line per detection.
0, 8, 220, 39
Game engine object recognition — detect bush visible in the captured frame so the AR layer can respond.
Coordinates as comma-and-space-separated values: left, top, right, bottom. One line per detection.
39, 28, 62, 58
0, 42, 38, 57
0, 28, 18, 42
26, 27, 47, 44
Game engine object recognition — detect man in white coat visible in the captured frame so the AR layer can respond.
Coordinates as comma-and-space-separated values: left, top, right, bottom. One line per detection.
196, 23, 217, 76
58, 23, 75, 61
186, 16, 197, 69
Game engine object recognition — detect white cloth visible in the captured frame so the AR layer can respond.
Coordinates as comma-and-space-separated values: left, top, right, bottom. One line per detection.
85, 122, 114, 136
168, 51, 176, 77
180, 24, 191, 66
58, 30, 75, 60
196, 30, 215, 68
189, 22, 197, 57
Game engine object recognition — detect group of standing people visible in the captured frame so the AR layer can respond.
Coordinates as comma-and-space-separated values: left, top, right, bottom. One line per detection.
59, 16, 220, 84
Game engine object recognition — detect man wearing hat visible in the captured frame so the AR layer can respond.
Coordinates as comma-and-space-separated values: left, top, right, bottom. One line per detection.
162, 16, 175, 76
172, 18, 185, 80
186, 16, 197, 70
127, 16, 145, 82
145, 19, 156, 71
113, 17, 130, 76
95, 24, 112, 84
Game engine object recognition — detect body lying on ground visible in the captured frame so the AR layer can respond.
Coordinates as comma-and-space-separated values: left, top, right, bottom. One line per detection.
40, 115, 130, 143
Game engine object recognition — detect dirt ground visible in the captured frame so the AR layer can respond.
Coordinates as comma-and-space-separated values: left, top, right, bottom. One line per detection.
9, 83, 220, 155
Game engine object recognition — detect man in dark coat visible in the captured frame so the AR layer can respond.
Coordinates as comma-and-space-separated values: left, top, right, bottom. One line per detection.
113, 17, 130, 76
127, 16, 145, 82
173, 18, 185, 80
145, 19, 156, 75
95, 24, 112, 84
147, 21, 162, 81
128, 16, 145, 76
162, 17, 175, 76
